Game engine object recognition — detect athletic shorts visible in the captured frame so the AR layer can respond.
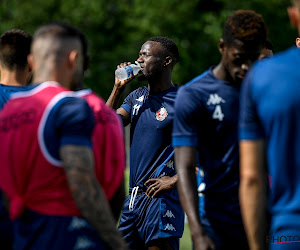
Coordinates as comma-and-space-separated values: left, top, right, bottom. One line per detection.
118, 188, 184, 250
13, 209, 106, 250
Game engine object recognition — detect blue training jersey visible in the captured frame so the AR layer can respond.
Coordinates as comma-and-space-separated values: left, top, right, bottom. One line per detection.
239, 47, 300, 235
121, 85, 178, 189
0, 83, 33, 109
172, 67, 243, 227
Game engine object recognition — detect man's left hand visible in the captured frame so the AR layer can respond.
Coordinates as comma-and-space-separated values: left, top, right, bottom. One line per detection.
144, 175, 178, 198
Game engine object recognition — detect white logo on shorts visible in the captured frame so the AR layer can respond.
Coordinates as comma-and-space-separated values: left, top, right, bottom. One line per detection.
73, 236, 96, 250
164, 210, 175, 218
165, 160, 174, 170
159, 172, 166, 178
164, 223, 176, 231
68, 217, 88, 231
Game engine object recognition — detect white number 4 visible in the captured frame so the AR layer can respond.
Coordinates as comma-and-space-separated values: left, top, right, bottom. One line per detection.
212, 105, 224, 121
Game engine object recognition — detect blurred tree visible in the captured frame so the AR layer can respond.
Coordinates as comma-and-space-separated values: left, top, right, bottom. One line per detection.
0, 0, 296, 100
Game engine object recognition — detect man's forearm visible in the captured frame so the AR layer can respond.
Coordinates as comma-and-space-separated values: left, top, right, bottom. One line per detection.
61, 145, 127, 250
239, 140, 268, 250
106, 85, 125, 109
240, 175, 267, 250
175, 147, 205, 239
177, 166, 204, 237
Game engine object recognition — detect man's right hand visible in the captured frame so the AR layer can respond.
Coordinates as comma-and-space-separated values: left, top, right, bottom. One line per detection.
115, 62, 136, 89
193, 234, 215, 250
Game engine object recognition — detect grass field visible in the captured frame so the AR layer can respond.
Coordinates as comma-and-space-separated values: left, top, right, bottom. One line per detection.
124, 169, 192, 249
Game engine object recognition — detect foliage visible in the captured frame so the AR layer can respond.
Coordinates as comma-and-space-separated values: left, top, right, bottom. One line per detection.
0, 0, 296, 100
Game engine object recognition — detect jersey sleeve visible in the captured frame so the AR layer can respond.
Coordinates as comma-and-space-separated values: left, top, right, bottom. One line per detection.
172, 86, 200, 147
121, 90, 136, 114
239, 68, 265, 140
55, 96, 95, 147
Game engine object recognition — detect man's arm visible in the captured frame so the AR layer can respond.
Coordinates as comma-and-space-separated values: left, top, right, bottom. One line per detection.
239, 140, 268, 250
106, 63, 135, 127
60, 145, 127, 250
175, 146, 215, 250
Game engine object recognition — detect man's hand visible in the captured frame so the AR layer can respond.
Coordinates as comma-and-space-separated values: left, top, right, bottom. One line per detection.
115, 62, 136, 89
107, 62, 137, 113
193, 234, 215, 250
144, 175, 178, 198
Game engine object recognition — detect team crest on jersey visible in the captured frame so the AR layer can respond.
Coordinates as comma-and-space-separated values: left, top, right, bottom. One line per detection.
156, 107, 168, 121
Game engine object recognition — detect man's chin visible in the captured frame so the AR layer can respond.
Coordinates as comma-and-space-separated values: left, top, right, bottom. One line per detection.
234, 77, 243, 85
137, 74, 147, 82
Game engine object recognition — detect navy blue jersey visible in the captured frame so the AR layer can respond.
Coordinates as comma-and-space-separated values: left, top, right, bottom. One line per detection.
172, 67, 243, 227
0, 84, 34, 109
121, 86, 178, 189
239, 47, 300, 238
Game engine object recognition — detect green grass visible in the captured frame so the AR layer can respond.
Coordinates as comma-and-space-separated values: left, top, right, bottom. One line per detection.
181, 223, 192, 250
124, 168, 192, 249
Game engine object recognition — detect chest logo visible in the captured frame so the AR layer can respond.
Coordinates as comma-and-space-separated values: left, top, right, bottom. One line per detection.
136, 95, 144, 102
156, 107, 168, 121
207, 94, 225, 105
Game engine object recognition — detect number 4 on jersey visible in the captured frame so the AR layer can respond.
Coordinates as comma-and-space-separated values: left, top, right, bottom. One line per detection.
212, 105, 224, 121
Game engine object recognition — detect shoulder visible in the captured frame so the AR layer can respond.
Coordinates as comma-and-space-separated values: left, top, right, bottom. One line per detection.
128, 86, 148, 97
251, 47, 298, 76
177, 71, 210, 99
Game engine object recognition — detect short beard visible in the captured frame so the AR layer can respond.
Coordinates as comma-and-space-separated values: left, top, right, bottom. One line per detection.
138, 69, 161, 82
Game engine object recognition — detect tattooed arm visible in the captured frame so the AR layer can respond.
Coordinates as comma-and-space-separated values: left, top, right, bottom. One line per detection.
60, 145, 127, 250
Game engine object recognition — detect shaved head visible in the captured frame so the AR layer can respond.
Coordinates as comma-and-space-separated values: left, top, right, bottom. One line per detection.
31, 22, 88, 90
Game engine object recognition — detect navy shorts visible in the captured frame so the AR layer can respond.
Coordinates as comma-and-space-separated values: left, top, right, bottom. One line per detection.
118, 188, 184, 250
13, 210, 106, 250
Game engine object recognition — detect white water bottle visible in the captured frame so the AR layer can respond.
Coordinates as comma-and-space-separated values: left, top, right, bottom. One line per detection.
115, 61, 141, 81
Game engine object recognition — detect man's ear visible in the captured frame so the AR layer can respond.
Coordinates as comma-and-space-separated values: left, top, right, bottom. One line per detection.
218, 38, 225, 54
27, 54, 34, 71
164, 56, 173, 67
296, 37, 300, 48
68, 50, 79, 70
288, 6, 300, 28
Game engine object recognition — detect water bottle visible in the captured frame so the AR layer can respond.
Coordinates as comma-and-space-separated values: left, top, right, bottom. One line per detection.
115, 61, 141, 81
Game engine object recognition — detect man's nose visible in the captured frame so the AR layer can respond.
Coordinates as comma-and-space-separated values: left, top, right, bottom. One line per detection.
241, 63, 249, 71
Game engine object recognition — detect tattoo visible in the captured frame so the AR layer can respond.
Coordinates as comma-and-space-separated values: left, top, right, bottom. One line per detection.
60, 145, 127, 250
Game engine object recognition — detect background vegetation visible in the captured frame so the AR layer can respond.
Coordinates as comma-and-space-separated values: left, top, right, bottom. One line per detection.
0, 1, 296, 248
0, 0, 296, 101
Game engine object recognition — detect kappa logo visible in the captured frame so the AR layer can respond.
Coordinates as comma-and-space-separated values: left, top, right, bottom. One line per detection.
165, 160, 174, 170
136, 95, 144, 102
164, 210, 175, 218
74, 236, 96, 250
68, 217, 88, 231
156, 107, 168, 121
207, 94, 225, 105
164, 223, 176, 231
159, 172, 166, 178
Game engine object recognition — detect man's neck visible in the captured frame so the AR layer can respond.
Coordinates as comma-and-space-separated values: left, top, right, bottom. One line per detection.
147, 74, 174, 94
0, 70, 27, 86
212, 63, 228, 82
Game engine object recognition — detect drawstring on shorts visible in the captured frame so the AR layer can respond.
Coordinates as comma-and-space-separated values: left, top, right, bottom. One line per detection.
129, 186, 139, 211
